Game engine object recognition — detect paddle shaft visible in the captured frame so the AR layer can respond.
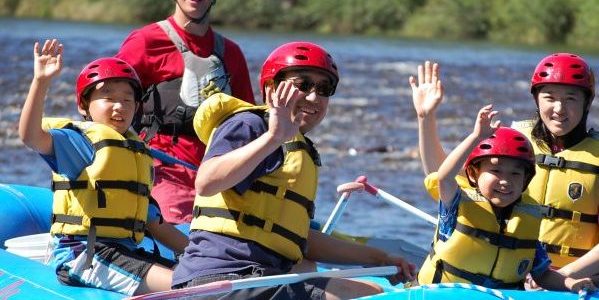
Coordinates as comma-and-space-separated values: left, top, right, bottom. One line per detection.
149, 148, 198, 171
322, 176, 367, 234
363, 181, 438, 225
127, 266, 398, 300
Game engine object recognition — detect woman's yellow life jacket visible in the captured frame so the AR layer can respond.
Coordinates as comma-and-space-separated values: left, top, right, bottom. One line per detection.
514, 121, 599, 267
418, 188, 541, 289
43, 118, 153, 244
190, 93, 320, 262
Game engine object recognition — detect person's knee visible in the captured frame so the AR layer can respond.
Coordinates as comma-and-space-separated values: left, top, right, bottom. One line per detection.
324, 278, 382, 299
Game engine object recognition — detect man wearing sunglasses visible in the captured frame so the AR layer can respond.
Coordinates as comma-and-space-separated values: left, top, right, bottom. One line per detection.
171, 41, 416, 299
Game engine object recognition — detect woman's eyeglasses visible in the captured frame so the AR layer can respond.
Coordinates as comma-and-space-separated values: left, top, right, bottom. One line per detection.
288, 77, 335, 97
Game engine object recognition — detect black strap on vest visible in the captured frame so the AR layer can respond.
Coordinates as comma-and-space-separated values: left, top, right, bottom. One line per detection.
52, 214, 146, 269
193, 206, 307, 253
93, 139, 151, 156
536, 154, 599, 174
52, 180, 149, 209
541, 242, 589, 258
455, 223, 537, 249
283, 139, 321, 167
249, 180, 315, 219
539, 205, 598, 223
432, 259, 522, 289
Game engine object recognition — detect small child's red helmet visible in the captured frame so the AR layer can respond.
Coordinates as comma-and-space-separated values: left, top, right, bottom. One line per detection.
464, 127, 536, 190
76, 57, 142, 107
259, 41, 339, 100
531, 53, 595, 100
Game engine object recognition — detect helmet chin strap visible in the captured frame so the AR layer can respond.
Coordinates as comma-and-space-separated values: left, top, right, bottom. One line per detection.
177, 0, 216, 24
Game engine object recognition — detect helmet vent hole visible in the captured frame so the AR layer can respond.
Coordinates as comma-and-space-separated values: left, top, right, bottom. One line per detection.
514, 136, 525, 141
86, 72, 99, 79
517, 146, 529, 153
544, 63, 553, 67
297, 46, 310, 51
572, 74, 584, 79
294, 54, 308, 61
571, 64, 582, 69
88, 64, 100, 69
479, 144, 492, 150
539, 71, 549, 78
122, 68, 132, 74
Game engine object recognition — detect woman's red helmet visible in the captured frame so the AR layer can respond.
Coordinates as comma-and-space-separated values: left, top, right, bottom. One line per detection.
464, 127, 536, 190
531, 53, 595, 100
76, 57, 142, 107
259, 41, 339, 100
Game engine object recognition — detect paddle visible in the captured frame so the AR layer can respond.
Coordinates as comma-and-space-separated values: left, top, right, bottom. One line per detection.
361, 177, 438, 225
149, 148, 198, 171
126, 266, 398, 300
322, 176, 367, 234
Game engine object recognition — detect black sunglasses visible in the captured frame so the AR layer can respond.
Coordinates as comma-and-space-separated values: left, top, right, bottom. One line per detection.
289, 77, 335, 97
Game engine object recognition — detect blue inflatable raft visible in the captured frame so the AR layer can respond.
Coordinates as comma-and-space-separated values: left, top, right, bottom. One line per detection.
1, 183, 597, 299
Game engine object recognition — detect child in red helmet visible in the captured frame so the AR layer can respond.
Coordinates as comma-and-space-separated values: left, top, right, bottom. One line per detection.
410, 55, 599, 270
171, 41, 415, 299
415, 105, 594, 291
19, 39, 188, 296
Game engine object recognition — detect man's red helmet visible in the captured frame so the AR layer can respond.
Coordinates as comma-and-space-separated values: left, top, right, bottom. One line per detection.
260, 41, 339, 99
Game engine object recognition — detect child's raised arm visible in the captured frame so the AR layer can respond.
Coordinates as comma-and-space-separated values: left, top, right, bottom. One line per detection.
408, 61, 446, 175
19, 39, 63, 155
436, 104, 499, 205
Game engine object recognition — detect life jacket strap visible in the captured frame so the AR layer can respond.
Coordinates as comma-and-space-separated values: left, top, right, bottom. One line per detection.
53, 180, 149, 208
433, 259, 522, 289
93, 139, 151, 156
541, 242, 589, 258
539, 205, 598, 223
249, 181, 315, 219
52, 214, 147, 233
455, 223, 537, 249
536, 154, 599, 174
193, 206, 307, 252
52, 214, 146, 269
283, 139, 321, 167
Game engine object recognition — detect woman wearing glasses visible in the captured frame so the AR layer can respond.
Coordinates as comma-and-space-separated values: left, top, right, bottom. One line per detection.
171, 41, 416, 299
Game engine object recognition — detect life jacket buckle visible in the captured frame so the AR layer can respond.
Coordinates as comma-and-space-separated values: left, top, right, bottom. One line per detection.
133, 220, 146, 232
560, 245, 571, 257
540, 205, 555, 219
541, 155, 565, 168
571, 211, 581, 223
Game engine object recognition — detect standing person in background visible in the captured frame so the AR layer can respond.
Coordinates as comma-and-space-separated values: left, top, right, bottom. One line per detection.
116, 0, 255, 224
409, 54, 599, 269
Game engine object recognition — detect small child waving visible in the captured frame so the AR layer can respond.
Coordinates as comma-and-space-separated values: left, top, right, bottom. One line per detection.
19, 39, 187, 296
417, 104, 594, 292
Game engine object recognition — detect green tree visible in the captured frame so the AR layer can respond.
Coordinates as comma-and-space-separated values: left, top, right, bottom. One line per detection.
568, 0, 599, 49
488, 0, 575, 44
402, 0, 490, 40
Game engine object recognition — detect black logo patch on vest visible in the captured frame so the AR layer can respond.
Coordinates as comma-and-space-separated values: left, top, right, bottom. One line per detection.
568, 182, 583, 201
517, 259, 530, 276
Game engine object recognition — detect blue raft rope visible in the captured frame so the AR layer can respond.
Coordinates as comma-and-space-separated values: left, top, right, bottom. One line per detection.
360, 283, 598, 299
414, 283, 514, 300
359, 283, 514, 300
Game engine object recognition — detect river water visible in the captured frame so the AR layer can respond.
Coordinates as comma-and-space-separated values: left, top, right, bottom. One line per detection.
1, 18, 599, 246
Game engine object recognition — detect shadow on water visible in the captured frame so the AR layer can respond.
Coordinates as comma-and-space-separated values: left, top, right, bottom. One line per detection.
2, 18, 599, 246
